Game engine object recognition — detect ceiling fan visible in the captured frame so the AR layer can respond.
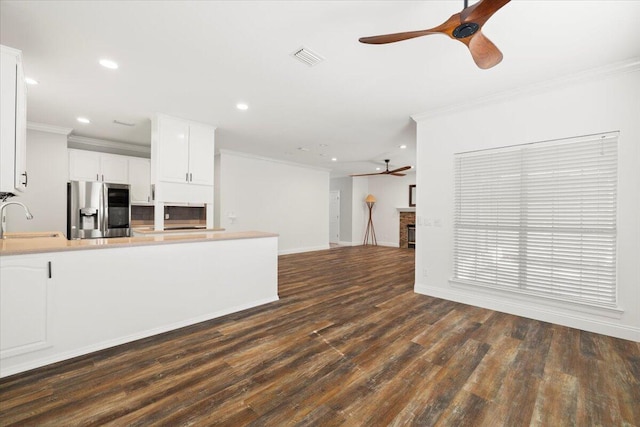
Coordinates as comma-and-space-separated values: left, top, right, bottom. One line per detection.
359, 0, 511, 69
351, 159, 412, 177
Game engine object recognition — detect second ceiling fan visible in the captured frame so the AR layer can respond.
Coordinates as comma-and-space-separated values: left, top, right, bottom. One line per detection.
351, 159, 411, 177
359, 0, 511, 69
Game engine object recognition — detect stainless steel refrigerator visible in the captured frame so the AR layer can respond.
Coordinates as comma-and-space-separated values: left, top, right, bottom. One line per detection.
67, 181, 131, 239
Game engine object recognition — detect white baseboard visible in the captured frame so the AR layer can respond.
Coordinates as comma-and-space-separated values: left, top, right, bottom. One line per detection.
334, 241, 400, 248
278, 244, 331, 255
414, 283, 640, 342
0, 296, 279, 378
377, 241, 400, 248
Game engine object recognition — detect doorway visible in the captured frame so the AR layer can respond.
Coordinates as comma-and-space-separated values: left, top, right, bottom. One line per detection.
329, 190, 340, 244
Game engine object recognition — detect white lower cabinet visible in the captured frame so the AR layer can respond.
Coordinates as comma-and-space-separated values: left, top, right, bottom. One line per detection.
0, 257, 52, 359
0, 235, 278, 377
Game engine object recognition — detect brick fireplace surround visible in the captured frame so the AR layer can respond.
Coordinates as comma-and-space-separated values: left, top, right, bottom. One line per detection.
399, 211, 416, 249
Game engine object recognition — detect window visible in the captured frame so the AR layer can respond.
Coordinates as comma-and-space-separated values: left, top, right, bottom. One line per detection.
453, 132, 618, 307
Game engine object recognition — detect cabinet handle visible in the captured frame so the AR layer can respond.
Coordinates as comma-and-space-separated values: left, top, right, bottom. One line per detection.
22, 171, 28, 187
48, 261, 52, 279
102, 174, 104, 181
96, 174, 99, 181
190, 173, 193, 182
186, 172, 189, 182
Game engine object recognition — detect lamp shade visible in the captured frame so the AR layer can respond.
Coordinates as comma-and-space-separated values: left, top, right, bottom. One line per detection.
365, 194, 376, 203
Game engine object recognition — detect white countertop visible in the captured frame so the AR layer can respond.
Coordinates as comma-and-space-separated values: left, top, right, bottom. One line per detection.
0, 230, 278, 256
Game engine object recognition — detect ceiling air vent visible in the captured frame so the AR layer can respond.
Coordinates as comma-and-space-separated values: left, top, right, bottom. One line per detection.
292, 47, 324, 67
113, 120, 135, 127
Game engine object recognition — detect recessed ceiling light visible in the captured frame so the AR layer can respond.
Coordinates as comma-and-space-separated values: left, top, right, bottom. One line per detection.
25, 77, 39, 85
400, 144, 407, 149
77, 117, 91, 124
99, 59, 118, 69
331, 157, 337, 162
236, 103, 249, 110
319, 143, 329, 147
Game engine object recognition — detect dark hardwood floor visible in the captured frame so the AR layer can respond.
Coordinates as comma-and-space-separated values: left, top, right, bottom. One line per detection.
1, 246, 639, 426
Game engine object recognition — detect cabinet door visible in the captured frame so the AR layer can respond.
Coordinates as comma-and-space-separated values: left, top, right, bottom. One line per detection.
129, 158, 151, 203
13, 52, 27, 192
188, 123, 215, 186
100, 153, 128, 184
69, 149, 101, 181
0, 46, 27, 195
158, 117, 189, 183
0, 258, 51, 359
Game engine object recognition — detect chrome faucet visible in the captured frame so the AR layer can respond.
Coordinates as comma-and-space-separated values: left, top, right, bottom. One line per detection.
0, 201, 34, 239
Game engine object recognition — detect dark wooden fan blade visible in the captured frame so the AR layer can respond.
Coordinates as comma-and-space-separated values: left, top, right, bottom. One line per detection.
359, 29, 443, 45
390, 173, 407, 176
466, 30, 503, 69
388, 165, 412, 174
360, 12, 462, 45
461, 0, 511, 26
350, 172, 383, 177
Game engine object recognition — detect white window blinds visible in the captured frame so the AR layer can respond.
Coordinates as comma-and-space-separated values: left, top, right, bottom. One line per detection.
454, 132, 618, 307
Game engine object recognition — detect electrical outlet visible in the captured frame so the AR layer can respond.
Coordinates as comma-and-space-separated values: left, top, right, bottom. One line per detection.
165, 213, 170, 220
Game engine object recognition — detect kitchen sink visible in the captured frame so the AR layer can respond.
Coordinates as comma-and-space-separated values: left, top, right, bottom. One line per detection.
3, 232, 63, 239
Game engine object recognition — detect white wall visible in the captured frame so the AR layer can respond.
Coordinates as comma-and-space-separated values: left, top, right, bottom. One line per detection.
413, 61, 640, 341
366, 173, 416, 247
216, 150, 330, 254
5, 127, 69, 234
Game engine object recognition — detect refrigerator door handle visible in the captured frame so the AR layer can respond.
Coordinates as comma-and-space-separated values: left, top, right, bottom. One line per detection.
101, 183, 108, 237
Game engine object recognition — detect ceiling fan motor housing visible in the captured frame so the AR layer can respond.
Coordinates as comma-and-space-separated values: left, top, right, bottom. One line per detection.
453, 22, 479, 38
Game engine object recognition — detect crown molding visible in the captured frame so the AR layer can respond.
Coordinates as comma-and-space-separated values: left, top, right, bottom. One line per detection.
412, 57, 640, 122
27, 122, 73, 135
67, 135, 150, 155
217, 149, 332, 173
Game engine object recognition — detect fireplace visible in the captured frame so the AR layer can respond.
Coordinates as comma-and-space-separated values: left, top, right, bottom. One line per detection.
399, 211, 416, 248
407, 224, 415, 249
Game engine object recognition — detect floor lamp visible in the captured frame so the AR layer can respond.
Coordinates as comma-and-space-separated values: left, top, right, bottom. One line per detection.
363, 194, 377, 246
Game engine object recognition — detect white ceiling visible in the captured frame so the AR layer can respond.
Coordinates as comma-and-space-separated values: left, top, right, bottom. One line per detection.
2, 1, 639, 177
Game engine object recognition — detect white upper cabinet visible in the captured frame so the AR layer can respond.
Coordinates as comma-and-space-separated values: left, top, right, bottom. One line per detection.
157, 117, 190, 184
153, 115, 215, 186
68, 150, 100, 181
128, 157, 151, 204
100, 154, 129, 184
187, 123, 215, 186
0, 45, 28, 196
69, 149, 128, 184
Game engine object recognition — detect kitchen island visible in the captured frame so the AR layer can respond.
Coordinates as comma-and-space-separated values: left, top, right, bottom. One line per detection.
0, 231, 279, 377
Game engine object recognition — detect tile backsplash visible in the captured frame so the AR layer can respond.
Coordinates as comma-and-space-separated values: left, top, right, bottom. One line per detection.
131, 205, 154, 221
131, 205, 206, 222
